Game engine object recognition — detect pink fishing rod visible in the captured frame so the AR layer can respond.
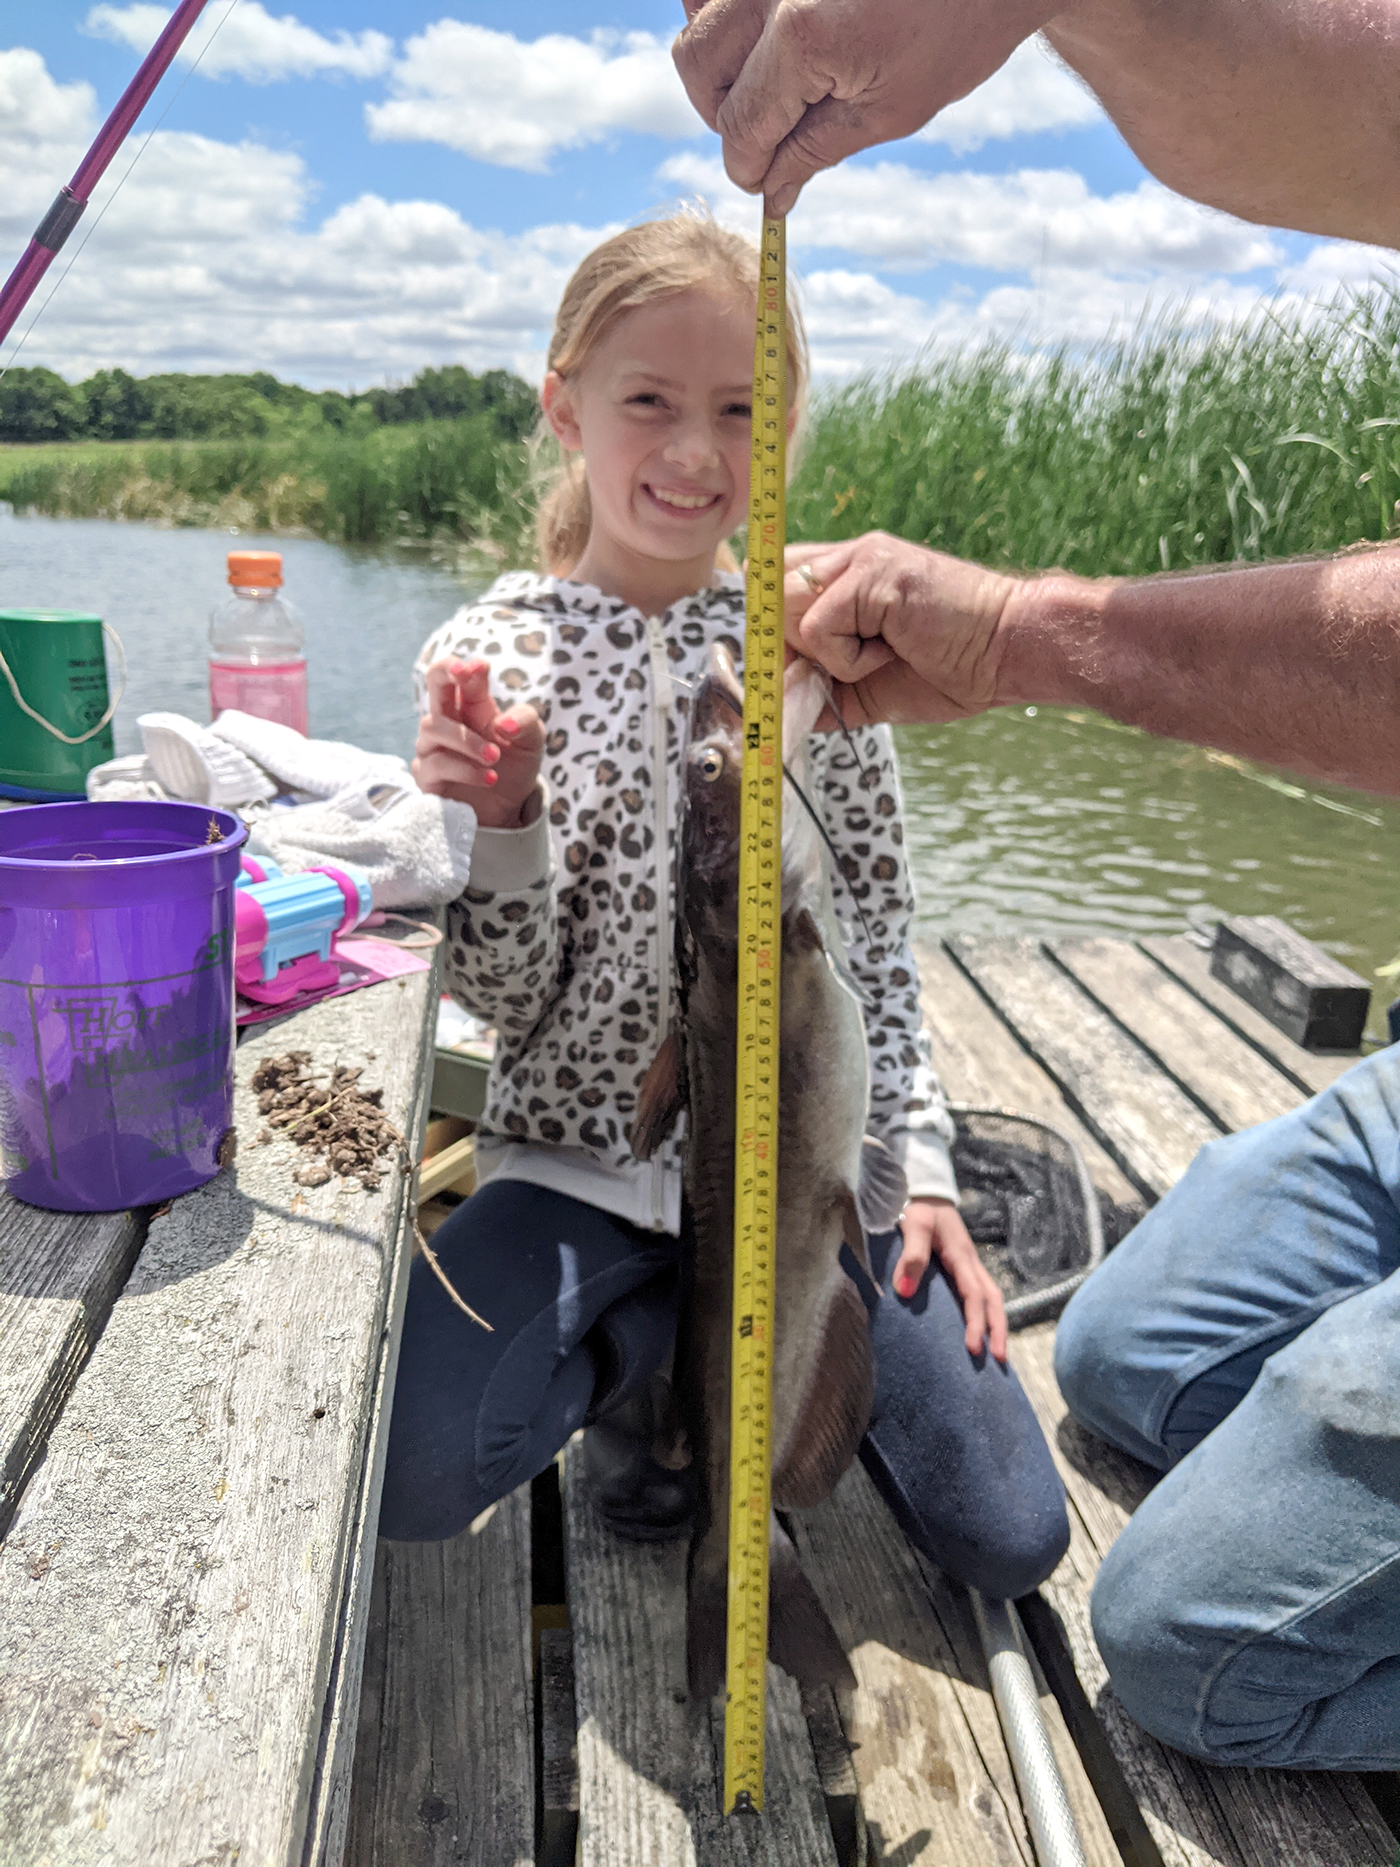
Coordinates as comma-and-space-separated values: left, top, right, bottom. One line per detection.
0, 0, 213, 348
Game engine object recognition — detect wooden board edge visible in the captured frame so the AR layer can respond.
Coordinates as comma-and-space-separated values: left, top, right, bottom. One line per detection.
1043, 939, 1295, 1136
299, 967, 438, 1867
1137, 938, 1356, 1098
0, 1207, 148, 1542
940, 936, 1166, 1205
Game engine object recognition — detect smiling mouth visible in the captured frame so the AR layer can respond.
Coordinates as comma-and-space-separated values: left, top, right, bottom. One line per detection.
646, 485, 722, 514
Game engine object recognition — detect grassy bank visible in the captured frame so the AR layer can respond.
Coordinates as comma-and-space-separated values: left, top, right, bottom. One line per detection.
0, 415, 532, 556
6, 290, 1400, 572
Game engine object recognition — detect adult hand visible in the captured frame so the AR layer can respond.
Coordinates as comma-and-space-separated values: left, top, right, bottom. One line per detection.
785, 534, 1018, 727
897, 1197, 1009, 1362
412, 657, 545, 828
673, 0, 1054, 214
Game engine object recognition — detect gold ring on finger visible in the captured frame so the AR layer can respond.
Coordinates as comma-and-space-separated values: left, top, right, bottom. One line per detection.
796, 562, 825, 596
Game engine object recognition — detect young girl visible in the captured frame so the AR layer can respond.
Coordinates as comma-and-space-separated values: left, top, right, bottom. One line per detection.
380, 214, 1068, 1599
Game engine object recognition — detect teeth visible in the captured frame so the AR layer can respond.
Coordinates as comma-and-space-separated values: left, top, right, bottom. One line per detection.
651, 488, 715, 510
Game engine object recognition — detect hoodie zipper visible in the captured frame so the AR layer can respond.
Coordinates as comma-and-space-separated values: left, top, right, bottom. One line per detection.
644, 612, 673, 1230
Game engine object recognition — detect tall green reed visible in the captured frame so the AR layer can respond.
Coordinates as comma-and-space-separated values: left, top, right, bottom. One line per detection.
788, 289, 1400, 573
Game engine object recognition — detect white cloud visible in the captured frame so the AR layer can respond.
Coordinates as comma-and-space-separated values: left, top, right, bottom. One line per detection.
659, 153, 1280, 277
0, 48, 96, 224
0, 87, 608, 385
1274, 240, 1400, 295
0, 43, 1381, 393
84, 3, 392, 83
367, 23, 699, 172
798, 269, 947, 376
916, 35, 1102, 154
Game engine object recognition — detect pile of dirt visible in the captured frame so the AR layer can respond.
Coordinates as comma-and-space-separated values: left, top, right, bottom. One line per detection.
252, 1050, 403, 1190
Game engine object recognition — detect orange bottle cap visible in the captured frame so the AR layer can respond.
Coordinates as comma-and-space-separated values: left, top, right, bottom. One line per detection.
227, 550, 283, 588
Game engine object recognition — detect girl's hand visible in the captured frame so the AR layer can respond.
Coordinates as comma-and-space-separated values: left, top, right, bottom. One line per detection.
893, 1196, 1008, 1363
412, 658, 545, 828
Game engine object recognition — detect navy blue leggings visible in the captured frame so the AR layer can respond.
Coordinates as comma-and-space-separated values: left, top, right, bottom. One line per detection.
380, 1179, 1069, 1598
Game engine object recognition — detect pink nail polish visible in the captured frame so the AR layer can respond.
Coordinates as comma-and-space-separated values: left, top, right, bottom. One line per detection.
483, 771, 498, 787
498, 718, 520, 737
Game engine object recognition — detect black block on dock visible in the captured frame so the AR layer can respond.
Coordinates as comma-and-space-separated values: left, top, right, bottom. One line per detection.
1210, 916, 1369, 1051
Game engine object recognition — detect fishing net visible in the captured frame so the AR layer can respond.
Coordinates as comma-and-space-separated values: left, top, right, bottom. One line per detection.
950, 1106, 1106, 1327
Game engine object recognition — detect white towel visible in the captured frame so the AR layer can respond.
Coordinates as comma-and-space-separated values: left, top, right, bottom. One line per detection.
210, 710, 409, 799
247, 779, 477, 910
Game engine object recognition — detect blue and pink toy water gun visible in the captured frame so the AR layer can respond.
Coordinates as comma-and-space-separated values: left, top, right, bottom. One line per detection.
234, 858, 373, 1005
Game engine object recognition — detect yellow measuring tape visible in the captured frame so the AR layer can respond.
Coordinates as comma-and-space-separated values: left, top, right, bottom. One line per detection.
724, 214, 787, 1817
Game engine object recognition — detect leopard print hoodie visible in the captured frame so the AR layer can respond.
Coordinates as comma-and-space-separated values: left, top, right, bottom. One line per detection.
414, 570, 957, 1234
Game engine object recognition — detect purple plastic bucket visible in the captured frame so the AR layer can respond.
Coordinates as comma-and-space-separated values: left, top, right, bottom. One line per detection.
0, 801, 247, 1212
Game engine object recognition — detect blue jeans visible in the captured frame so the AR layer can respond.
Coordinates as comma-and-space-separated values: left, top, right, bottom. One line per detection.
380, 1179, 1068, 1600
1055, 1047, 1400, 1769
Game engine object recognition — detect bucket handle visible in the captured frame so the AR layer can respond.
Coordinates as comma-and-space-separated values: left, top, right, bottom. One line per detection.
0, 623, 128, 746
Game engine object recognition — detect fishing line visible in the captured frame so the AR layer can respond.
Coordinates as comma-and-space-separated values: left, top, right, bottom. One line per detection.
0, 0, 244, 386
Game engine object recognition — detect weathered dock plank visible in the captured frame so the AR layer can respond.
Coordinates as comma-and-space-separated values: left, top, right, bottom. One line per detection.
1138, 936, 1360, 1096
0, 969, 435, 1867
947, 935, 1221, 1199
0, 1198, 146, 1539
561, 1439, 837, 1867
344, 1490, 534, 1867
915, 939, 1144, 1238
792, 1462, 1121, 1867
1052, 937, 1303, 1132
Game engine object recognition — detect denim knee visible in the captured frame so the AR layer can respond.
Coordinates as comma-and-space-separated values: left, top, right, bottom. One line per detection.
1053, 1267, 1171, 1470
1088, 1527, 1209, 1758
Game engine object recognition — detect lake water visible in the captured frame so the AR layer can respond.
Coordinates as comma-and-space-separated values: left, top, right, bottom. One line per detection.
3, 508, 1396, 1027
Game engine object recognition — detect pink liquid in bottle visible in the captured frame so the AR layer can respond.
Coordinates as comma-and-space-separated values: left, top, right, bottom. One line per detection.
208, 658, 308, 733
209, 550, 309, 734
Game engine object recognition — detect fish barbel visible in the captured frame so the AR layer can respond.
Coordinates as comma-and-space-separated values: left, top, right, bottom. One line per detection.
633, 646, 907, 1698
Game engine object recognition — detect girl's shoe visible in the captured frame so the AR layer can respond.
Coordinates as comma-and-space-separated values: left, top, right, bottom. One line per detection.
583, 1377, 696, 1543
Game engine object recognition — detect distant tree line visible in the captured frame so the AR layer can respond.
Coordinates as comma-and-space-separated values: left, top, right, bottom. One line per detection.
0, 363, 538, 446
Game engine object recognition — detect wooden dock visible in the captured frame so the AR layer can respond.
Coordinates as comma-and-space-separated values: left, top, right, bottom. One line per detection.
346, 931, 1399, 1867
2, 930, 1397, 1864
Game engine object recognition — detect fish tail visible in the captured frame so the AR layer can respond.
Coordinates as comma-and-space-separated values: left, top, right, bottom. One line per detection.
768, 1514, 856, 1696
686, 1528, 729, 1701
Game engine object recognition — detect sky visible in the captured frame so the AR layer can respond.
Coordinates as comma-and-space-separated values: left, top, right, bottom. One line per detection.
2, 0, 1396, 390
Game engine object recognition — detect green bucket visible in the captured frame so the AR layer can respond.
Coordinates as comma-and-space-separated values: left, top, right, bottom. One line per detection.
0, 610, 124, 799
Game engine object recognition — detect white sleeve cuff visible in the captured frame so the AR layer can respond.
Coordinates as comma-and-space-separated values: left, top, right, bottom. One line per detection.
899, 1129, 959, 1204
465, 790, 553, 893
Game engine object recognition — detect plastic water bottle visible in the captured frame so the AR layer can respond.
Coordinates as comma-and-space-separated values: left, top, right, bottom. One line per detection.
208, 550, 308, 734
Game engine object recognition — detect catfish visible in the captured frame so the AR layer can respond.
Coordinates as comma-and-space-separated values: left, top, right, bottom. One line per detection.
633, 646, 907, 1699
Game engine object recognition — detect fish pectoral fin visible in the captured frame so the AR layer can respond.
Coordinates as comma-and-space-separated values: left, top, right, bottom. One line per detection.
768, 1513, 856, 1694
631, 1025, 686, 1160
856, 1133, 909, 1234
772, 1271, 874, 1509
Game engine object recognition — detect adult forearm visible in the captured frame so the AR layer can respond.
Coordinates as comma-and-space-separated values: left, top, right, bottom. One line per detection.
998, 549, 1400, 793
1046, 0, 1400, 247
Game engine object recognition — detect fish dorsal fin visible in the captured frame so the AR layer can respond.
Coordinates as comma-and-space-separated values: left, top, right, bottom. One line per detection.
630, 1026, 686, 1161
856, 1134, 908, 1234
772, 1264, 874, 1508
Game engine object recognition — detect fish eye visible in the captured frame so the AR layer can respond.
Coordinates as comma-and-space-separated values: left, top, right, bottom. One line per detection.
696, 746, 724, 783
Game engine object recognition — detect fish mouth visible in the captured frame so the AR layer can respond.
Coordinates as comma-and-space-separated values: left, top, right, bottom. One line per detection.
690, 642, 744, 737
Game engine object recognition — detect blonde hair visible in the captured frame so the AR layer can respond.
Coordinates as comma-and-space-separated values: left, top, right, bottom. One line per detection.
534, 211, 809, 577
